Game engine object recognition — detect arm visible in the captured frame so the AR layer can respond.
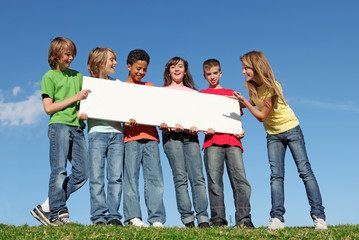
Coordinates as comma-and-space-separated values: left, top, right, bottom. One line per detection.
233, 91, 274, 122
42, 89, 91, 115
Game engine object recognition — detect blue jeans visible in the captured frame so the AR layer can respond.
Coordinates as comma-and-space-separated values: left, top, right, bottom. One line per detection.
267, 125, 325, 222
123, 140, 166, 224
48, 123, 89, 219
163, 132, 209, 225
204, 145, 251, 225
88, 132, 124, 224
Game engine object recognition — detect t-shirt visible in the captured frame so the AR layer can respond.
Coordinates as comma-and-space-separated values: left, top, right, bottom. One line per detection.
41, 68, 85, 127
199, 88, 244, 151
251, 83, 299, 135
88, 77, 123, 134
123, 81, 159, 143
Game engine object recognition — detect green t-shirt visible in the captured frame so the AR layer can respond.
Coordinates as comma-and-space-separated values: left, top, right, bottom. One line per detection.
41, 68, 85, 127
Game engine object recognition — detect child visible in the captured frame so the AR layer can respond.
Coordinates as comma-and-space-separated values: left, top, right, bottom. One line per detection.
85, 47, 124, 226
160, 57, 210, 228
122, 49, 166, 227
232, 50, 327, 230
31, 37, 90, 226
199, 59, 254, 228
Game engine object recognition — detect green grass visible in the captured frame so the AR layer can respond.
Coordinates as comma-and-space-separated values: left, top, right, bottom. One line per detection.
1, 224, 358, 240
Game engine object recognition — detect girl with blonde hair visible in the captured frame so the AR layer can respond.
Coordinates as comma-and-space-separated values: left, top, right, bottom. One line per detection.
232, 50, 327, 230
85, 47, 125, 226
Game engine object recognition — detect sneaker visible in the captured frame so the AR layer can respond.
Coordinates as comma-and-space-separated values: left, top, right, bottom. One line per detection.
237, 220, 255, 229
152, 221, 164, 227
49, 209, 72, 226
184, 221, 195, 228
108, 219, 123, 226
126, 218, 149, 227
198, 222, 210, 228
30, 205, 50, 226
95, 221, 106, 225
210, 218, 227, 227
268, 218, 284, 230
313, 216, 328, 230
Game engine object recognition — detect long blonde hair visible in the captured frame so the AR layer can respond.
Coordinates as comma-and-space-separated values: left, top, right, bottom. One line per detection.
240, 51, 286, 104
87, 47, 116, 79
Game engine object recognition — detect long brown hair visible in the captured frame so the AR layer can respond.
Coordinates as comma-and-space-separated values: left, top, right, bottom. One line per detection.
163, 57, 197, 90
240, 51, 286, 104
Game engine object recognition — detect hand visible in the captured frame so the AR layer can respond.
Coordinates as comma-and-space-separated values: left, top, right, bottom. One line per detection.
76, 89, 91, 101
159, 122, 170, 131
77, 112, 88, 120
189, 126, 198, 133
232, 91, 246, 103
171, 123, 184, 132
204, 128, 215, 135
234, 128, 245, 139
125, 118, 138, 127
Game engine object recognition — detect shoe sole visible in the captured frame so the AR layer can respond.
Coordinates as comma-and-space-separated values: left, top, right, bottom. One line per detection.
30, 207, 50, 226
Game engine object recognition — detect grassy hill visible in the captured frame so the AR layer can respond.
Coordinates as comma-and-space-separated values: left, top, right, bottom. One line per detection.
1, 224, 358, 239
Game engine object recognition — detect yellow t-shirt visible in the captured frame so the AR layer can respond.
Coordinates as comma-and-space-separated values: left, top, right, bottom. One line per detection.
252, 83, 299, 135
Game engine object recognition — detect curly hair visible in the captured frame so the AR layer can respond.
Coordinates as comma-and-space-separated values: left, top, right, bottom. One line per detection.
127, 49, 150, 65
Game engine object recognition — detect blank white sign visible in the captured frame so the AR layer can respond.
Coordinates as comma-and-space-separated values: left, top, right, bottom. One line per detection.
79, 76, 243, 134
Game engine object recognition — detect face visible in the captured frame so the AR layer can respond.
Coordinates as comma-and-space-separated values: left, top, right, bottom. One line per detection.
127, 60, 148, 82
56, 48, 74, 71
169, 60, 186, 84
242, 64, 255, 82
104, 51, 117, 75
203, 66, 222, 88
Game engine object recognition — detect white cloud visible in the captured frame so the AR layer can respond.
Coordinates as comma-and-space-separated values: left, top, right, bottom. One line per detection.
0, 90, 44, 126
298, 98, 359, 113
12, 86, 21, 96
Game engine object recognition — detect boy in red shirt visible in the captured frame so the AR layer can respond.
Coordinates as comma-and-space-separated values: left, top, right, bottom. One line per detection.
122, 49, 166, 227
200, 59, 254, 228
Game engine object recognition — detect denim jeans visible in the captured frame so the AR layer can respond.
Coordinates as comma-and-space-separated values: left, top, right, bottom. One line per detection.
48, 123, 89, 219
204, 145, 252, 225
123, 140, 166, 224
267, 125, 325, 222
163, 132, 209, 225
88, 132, 124, 224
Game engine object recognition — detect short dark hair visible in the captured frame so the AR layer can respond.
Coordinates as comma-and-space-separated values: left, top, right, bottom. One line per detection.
203, 59, 221, 72
127, 49, 150, 65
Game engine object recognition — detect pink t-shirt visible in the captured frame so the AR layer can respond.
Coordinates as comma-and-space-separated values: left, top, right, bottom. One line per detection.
123, 81, 159, 143
199, 88, 244, 152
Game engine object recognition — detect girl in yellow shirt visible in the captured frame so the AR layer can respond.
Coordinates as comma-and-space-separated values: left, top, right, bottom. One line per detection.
232, 50, 327, 230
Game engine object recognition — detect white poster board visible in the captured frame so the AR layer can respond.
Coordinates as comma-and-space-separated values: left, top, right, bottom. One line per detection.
79, 76, 243, 135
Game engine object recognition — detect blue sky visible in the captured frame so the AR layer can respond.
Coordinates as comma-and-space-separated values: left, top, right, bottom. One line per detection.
0, 0, 358, 227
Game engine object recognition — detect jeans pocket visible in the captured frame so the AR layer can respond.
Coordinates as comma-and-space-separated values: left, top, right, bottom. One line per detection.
88, 132, 97, 144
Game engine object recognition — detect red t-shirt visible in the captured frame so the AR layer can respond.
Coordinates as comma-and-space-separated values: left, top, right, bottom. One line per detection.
199, 88, 243, 152
123, 81, 159, 143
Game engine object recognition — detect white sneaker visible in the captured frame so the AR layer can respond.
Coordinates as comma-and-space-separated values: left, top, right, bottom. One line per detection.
313, 216, 328, 230
128, 218, 149, 227
268, 218, 285, 230
152, 221, 164, 227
